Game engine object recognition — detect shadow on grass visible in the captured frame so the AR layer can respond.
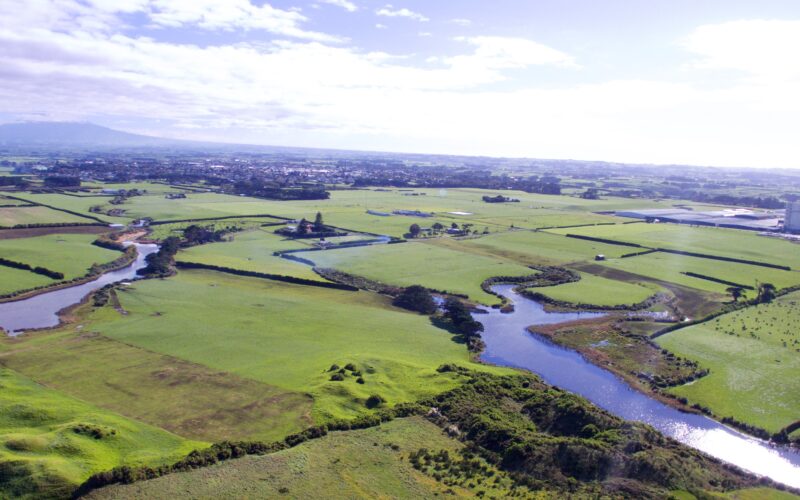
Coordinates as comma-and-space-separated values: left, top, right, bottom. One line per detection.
430, 316, 467, 345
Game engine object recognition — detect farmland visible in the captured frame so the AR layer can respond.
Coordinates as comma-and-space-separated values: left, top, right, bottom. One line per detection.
2, 177, 800, 497
307, 240, 535, 303
657, 291, 800, 433
528, 271, 659, 307
176, 229, 322, 281
85, 417, 500, 499
0, 367, 199, 498
0, 206, 91, 227
0, 233, 121, 282
79, 270, 508, 421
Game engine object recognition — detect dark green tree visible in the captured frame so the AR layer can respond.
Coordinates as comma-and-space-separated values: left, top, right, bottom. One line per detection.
409, 223, 421, 237
314, 212, 325, 232
394, 285, 437, 314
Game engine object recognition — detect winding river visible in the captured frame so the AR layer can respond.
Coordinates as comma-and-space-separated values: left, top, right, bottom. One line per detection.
0, 243, 158, 335
478, 284, 800, 488
0, 255, 798, 487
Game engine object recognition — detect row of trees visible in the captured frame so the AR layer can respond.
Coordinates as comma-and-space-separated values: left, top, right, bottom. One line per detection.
726, 282, 776, 303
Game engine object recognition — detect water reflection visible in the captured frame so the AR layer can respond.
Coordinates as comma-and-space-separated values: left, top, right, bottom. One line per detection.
478, 285, 800, 488
0, 243, 157, 335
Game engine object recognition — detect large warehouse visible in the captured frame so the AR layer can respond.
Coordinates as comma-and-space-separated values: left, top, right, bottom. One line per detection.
786, 202, 800, 233
615, 207, 784, 232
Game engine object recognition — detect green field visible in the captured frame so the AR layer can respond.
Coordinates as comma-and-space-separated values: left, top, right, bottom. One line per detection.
657, 291, 800, 432
530, 271, 659, 307
0, 233, 121, 282
146, 217, 283, 240
176, 229, 322, 281
85, 417, 513, 499
0, 267, 52, 295
0, 367, 199, 498
451, 229, 632, 266
547, 223, 800, 270
597, 251, 800, 294
306, 240, 535, 303
0, 206, 91, 226
8, 194, 112, 223
85, 270, 507, 422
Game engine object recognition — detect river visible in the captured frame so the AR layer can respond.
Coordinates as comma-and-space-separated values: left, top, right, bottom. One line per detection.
478, 284, 800, 488
0, 243, 158, 335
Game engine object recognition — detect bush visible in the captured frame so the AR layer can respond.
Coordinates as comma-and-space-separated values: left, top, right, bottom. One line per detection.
366, 394, 386, 409
393, 285, 437, 314
330, 373, 345, 381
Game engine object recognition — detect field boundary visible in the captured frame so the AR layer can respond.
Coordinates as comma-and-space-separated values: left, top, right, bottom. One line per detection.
174, 261, 359, 291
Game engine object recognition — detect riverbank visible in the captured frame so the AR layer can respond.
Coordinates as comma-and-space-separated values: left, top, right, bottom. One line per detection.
475, 284, 800, 487
0, 245, 138, 304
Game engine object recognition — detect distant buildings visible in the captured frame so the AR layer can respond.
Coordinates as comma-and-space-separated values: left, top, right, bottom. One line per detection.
615, 208, 783, 232
785, 202, 800, 233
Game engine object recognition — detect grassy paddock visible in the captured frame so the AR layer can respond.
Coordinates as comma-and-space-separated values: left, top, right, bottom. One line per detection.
307, 240, 535, 303
88, 270, 508, 422
0, 367, 199, 498
530, 271, 659, 306
657, 291, 800, 432
0, 233, 120, 281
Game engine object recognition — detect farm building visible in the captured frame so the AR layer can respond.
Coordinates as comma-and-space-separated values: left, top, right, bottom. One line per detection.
615, 208, 783, 232
786, 202, 800, 233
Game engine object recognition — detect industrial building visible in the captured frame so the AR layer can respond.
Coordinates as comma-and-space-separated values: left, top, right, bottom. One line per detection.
615, 208, 784, 232
786, 202, 800, 233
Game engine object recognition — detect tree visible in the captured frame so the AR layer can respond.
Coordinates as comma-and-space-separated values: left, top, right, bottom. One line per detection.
394, 285, 437, 314
313, 212, 325, 232
432, 222, 444, 232
444, 298, 484, 338
409, 223, 421, 237
757, 283, 776, 303
726, 286, 744, 302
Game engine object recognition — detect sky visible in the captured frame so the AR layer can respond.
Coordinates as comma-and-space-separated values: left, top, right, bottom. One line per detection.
0, 1, 799, 168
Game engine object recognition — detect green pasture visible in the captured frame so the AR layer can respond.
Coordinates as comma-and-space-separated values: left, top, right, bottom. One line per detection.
547, 223, 800, 270
0, 206, 91, 226
306, 240, 535, 303
0, 367, 199, 499
0, 267, 52, 295
177, 229, 322, 281
89, 270, 508, 422
0, 322, 312, 443
450, 230, 632, 266
530, 272, 659, 307
0, 233, 120, 281
10, 194, 112, 222
657, 291, 800, 432
86, 417, 513, 500
597, 252, 800, 294
146, 217, 284, 241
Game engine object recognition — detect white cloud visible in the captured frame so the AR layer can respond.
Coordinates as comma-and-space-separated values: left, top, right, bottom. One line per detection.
375, 23, 387, 29
318, 0, 358, 12
376, 4, 429, 22
449, 18, 471, 27
682, 19, 800, 82
448, 36, 578, 72
1, 7, 799, 168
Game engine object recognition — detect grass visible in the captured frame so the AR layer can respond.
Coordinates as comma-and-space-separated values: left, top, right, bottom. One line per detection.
448, 229, 633, 266
0, 206, 91, 226
0, 367, 200, 499
146, 217, 283, 241
176, 229, 322, 281
0, 317, 313, 443
84, 270, 509, 422
547, 223, 800, 270
0, 267, 52, 295
85, 417, 518, 499
8, 194, 112, 223
597, 251, 800, 294
529, 271, 659, 306
657, 291, 800, 433
306, 240, 535, 303
0, 233, 121, 281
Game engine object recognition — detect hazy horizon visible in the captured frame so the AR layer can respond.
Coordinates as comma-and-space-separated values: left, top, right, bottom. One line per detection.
1, 1, 799, 168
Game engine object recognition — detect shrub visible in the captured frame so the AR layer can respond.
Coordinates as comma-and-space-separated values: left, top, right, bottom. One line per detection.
330, 373, 345, 381
365, 394, 386, 409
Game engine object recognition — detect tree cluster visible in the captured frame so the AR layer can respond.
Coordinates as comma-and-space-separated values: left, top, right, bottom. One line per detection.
393, 285, 437, 314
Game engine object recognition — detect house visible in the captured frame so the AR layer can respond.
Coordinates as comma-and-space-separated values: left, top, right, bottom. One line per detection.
595, 254, 606, 261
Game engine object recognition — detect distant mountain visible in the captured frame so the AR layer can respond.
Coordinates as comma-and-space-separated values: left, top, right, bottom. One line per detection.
0, 122, 182, 148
